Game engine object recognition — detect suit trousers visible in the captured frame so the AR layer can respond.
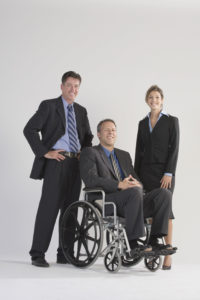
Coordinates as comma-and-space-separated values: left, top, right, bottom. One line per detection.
105, 187, 145, 241
105, 187, 172, 241
29, 157, 81, 259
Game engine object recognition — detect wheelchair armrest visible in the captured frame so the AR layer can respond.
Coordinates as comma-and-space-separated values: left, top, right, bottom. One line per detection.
83, 187, 105, 203
83, 187, 117, 224
83, 187, 104, 192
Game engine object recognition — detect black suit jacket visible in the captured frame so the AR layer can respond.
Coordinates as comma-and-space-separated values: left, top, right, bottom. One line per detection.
24, 96, 93, 179
80, 144, 140, 194
134, 114, 179, 176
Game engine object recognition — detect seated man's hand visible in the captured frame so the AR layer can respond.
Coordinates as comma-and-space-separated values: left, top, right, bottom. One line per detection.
44, 150, 65, 161
118, 175, 142, 190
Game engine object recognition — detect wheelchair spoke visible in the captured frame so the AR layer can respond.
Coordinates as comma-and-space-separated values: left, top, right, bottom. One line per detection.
82, 238, 91, 258
76, 238, 82, 260
85, 235, 100, 243
80, 207, 88, 227
107, 261, 113, 267
69, 212, 81, 230
83, 220, 97, 232
144, 255, 161, 272
73, 236, 79, 243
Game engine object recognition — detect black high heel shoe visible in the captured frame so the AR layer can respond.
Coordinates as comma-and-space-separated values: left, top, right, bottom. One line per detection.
162, 265, 171, 270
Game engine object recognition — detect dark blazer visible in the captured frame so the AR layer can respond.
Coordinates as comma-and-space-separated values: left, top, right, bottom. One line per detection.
134, 114, 179, 176
80, 144, 140, 194
24, 96, 93, 179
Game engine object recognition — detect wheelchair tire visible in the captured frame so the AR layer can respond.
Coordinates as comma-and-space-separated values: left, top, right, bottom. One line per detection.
104, 248, 121, 273
144, 255, 162, 272
121, 255, 143, 267
61, 201, 103, 268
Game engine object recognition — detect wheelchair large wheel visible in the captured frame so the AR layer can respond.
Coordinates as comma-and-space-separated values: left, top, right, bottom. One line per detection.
61, 201, 103, 268
104, 248, 121, 273
144, 255, 162, 272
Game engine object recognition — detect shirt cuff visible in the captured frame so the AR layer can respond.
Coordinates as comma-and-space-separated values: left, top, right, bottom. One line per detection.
164, 173, 172, 177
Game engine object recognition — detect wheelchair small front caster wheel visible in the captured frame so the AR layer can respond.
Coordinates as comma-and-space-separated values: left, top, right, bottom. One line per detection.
122, 254, 143, 267
104, 249, 121, 273
144, 255, 162, 272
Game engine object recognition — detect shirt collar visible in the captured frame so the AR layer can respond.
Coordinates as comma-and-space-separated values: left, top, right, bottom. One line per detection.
61, 96, 74, 110
100, 145, 114, 158
147, 110, 169, 118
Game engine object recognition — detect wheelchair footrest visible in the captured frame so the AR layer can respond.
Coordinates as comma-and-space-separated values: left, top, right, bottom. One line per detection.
153, 245, 177, 256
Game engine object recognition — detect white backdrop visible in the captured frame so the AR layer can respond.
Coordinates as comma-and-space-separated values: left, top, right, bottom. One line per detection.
0, 0, 199, 264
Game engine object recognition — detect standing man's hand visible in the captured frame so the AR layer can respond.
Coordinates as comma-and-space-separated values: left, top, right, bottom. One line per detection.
118, 175, 142, 190
44, 150, 65, 161
160, 175, 172, 189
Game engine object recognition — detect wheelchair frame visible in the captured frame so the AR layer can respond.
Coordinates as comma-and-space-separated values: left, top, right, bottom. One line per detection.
61, 188, 163, 273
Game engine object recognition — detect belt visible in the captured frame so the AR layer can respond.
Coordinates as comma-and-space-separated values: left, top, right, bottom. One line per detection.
60, 151, 80, 158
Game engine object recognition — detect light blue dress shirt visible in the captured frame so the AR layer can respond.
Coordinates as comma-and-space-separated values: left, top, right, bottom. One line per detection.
53, 97, 81, 152
147, 111, 172, 177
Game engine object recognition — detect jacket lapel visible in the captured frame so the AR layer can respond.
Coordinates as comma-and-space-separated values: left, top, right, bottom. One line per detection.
96, 145, 116, 178
73, 103, 81, 138
147, 114, 166, 134
56, 97, 66, 129
144, 116, 150, 135
152, 114, 166, 134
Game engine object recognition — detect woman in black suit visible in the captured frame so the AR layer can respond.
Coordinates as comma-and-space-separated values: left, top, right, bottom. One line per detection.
134, 85, 179, 270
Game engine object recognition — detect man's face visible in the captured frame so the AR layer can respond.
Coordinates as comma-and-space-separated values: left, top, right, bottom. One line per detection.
97, 121, 117, 148
61, 77, 80, 103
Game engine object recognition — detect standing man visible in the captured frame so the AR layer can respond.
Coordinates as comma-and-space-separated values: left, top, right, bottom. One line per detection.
24, 71, 93, 267
80, 119, 173, 255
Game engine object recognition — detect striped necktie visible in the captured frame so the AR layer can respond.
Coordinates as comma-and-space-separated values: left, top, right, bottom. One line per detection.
67, 105, 79, 153
110, 153, 122, 181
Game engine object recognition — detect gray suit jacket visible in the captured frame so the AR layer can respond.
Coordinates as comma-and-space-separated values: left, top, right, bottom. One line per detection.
80, 144, 140, 194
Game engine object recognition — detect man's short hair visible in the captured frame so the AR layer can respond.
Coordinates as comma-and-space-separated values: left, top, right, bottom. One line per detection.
61, 71, 82, 84
97, 119, 116, 132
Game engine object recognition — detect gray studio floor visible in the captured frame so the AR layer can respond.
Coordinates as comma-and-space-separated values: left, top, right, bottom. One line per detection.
0, 258, 199, 300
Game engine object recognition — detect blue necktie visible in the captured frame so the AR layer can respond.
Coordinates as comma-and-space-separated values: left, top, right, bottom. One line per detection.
67, 105, 79, 153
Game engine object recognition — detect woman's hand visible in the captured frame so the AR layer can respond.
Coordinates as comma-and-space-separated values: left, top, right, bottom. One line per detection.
160, 175, 172, 189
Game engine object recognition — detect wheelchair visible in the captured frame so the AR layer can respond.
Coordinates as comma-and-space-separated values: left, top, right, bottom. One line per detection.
60, 188, 175, 273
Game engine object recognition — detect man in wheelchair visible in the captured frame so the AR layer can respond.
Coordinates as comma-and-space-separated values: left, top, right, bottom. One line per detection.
80, 119, 175, 259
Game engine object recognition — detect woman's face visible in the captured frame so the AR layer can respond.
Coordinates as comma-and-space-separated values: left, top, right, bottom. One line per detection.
146, 91, 163, 111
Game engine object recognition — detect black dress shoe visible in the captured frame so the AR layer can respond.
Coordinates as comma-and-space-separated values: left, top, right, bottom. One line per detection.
32, 257, 49, 267
56, 256, 69, 264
